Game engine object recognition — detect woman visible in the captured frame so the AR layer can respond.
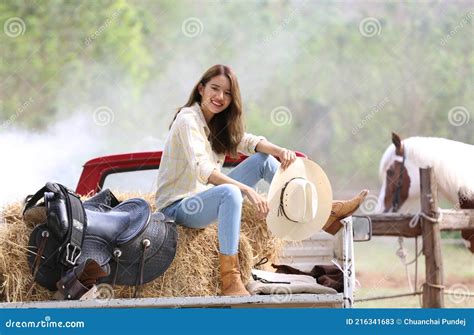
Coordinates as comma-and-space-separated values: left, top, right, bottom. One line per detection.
156, 64, 367, 296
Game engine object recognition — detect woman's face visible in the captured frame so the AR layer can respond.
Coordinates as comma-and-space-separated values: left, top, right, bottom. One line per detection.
199, 75, 232, 117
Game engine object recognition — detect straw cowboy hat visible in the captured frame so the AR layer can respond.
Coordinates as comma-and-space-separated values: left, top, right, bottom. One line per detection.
266, 157, 333, 241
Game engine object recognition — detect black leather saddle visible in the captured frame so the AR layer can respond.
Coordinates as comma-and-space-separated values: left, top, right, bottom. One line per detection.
25, 183, 178, 299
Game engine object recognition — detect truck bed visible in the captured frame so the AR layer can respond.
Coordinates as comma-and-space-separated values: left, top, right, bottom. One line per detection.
0, 293, 344, 309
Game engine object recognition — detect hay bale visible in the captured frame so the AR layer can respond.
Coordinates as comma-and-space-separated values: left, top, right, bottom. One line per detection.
0, 193, 283, 302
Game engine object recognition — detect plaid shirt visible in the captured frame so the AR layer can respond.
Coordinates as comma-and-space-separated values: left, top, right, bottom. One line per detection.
155, 102, 265, 211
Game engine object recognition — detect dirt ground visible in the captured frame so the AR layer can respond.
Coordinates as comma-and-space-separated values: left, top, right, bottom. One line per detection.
353, 236, 474, 308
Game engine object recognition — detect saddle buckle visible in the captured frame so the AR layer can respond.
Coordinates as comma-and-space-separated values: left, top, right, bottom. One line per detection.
65, 243, 82, 265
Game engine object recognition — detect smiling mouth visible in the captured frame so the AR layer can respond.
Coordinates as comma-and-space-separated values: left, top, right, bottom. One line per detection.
211, 100, 223, 107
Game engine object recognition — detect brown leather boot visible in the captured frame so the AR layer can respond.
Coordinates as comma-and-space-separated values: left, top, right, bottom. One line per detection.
322, 190, 369, 235
219, 253, 250, 296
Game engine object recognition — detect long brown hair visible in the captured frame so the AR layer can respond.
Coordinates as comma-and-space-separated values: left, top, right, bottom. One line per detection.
171, 64, 244, 158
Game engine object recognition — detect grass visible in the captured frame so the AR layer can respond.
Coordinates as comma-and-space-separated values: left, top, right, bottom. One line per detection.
353, 237, 474, 308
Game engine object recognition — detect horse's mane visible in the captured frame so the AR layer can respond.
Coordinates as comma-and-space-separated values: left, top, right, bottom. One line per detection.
379, 136, 474, 203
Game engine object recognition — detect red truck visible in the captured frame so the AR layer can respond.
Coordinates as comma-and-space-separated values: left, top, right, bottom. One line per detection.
2, 151, 371, 308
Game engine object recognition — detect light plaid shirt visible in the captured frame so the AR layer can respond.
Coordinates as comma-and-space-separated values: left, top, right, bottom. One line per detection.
155, 102, 265, 211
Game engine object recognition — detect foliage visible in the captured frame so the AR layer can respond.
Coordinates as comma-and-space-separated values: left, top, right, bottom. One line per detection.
1, 0, 472, 188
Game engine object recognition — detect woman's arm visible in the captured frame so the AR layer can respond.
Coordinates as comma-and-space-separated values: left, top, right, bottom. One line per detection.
254, 139, 282, 156
255, 139, 297, 170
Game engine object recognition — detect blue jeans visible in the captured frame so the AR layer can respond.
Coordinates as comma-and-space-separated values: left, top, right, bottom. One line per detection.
161, 153, 279, 255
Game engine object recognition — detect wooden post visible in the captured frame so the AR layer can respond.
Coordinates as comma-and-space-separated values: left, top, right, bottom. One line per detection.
420, 167, 444, 307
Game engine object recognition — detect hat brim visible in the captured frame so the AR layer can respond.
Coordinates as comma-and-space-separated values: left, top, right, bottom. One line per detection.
266, 158, 332, 241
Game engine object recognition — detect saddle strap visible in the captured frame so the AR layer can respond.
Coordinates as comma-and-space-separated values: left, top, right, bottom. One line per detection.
23, 183, 57, 216
133, 239, 151, 298
23, 182, 87, 267
31, 230, 50, 279
111, 249, 122, 287
56, 184, 87, 267
57, 265, 90, 300
26, 230, 50, 297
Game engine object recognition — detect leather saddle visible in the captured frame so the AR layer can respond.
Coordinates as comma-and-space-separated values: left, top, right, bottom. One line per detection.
25, 183, 178, 299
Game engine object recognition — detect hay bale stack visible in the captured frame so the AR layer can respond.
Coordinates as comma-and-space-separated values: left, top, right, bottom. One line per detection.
0, 193, 284, 302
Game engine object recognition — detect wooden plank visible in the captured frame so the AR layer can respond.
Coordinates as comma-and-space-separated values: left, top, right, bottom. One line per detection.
369, 214, 422, 237
439, 209, 474, 230
0, 293, 344, 309
368, 210, 474, 237
420, 168, 444, 308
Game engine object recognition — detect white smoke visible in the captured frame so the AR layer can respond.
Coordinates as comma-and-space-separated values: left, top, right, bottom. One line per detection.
0, 114, 98, 205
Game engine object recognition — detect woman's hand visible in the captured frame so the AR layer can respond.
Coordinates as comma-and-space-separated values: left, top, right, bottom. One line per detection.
276, 148, 297, 170
242, 187, 269, 220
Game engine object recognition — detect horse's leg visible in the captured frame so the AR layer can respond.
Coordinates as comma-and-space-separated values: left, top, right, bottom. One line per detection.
459, 192, 474, 253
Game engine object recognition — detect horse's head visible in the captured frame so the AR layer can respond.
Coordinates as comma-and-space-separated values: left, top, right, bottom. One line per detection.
376, 132, 419, 213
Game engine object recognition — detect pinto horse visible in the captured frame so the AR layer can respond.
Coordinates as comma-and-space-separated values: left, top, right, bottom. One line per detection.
376, 132, 474, 252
